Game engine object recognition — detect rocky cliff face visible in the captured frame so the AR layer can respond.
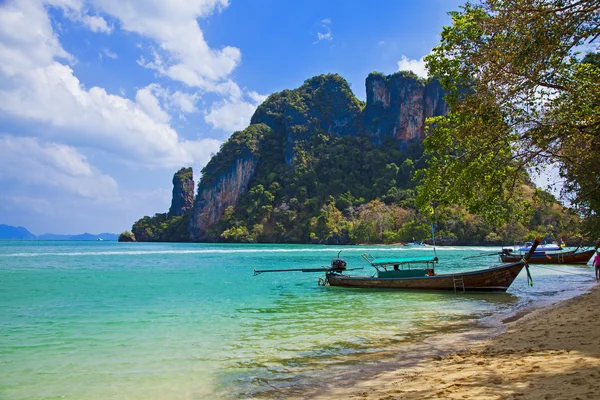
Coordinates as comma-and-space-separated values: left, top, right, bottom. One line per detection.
189, 157, 258, 241
189, 124, 271, 241
363, 71, 448, 144
169, 167, 195, 217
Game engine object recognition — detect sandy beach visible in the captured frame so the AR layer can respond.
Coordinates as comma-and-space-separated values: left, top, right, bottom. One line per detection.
316, 283, 600, 400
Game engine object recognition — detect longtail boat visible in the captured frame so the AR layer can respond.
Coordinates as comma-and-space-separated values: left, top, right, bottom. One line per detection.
254, 239, 540, 293
498, 240, 599, 264
499, 248, 595, 264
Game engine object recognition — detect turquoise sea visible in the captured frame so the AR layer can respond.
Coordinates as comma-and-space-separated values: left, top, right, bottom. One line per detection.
0, 241, 595, 399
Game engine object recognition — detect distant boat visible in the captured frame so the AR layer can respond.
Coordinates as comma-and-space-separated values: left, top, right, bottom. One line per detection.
97, 238, 103, 241
499, 240, 598, 265
500, 248, 595, 264
516, 241, 563, 252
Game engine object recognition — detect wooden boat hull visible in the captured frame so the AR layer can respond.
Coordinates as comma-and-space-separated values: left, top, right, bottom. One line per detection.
326, 261, 525, 292
500, 249, 594, 264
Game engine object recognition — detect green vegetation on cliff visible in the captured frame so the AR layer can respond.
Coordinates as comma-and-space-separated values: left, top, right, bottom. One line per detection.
193, 73, 583, 244
118, 231, 136, 242
130, 72, 587, 244
132, 213, 190, 242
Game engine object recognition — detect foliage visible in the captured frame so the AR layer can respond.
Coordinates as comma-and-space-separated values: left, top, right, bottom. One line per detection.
418, 0, 600, 237
174, 167, 193, 182
118, 231, 136, 242
198, 124, 272, 190
131, 213, 190, 242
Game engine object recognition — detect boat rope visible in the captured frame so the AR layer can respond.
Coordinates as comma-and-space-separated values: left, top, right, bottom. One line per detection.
523, 260, 533, 287
532, 264, 592, 276
431, 224, 437, 259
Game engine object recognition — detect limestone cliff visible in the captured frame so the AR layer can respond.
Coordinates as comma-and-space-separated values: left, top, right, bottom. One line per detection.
130, 168, 194, 242
189, 124, 271, 241
363, 71, 448, 144
187, 72, 448, 241
169, 167, 195, 217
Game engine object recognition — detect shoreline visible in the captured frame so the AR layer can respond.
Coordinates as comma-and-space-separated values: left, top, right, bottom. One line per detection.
311, 283, 600, 400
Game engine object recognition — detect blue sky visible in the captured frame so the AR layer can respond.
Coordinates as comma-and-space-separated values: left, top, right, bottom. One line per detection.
0, 0, 464, 235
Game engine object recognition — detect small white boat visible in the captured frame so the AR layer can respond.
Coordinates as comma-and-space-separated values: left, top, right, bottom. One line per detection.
516, 241, 563, 252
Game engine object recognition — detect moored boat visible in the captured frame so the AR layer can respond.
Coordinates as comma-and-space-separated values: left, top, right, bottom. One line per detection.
516, 241, 563, 252
499, 248, 594, 264
325, 254, 529, 292
255, 239, 541, 293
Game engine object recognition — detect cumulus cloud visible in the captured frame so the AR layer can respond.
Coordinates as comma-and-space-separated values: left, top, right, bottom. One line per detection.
0, 0, 221, 168
0, 135, 118, 199
169, 91, 199, 113
397, 55, 428, 78
247, 91, 268, 105
90, 0, 240, 90
204, 100, 257, 133
204, 90, 268, 132
47, 0, 113, 33
80, 13, 112, 33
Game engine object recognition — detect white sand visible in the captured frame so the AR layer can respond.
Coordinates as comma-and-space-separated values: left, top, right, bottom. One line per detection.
316, 284, 600, 400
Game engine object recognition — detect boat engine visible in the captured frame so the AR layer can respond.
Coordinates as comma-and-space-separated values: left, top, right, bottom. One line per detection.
330, 258, 347, 272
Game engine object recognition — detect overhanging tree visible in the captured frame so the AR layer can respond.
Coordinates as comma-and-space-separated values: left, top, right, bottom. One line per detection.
417, 0, 600, 236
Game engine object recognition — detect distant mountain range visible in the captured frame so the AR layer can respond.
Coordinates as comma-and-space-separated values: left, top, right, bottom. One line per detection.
0, 224, 118, 241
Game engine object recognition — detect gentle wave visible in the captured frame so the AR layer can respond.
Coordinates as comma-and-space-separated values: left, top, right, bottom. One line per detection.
0, 246, 503, 257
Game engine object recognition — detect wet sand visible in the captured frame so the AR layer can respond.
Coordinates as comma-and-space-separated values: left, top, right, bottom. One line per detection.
315, 284, 600, 400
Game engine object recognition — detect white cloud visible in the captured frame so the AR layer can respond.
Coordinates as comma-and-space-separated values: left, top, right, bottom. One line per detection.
205, 99, 258, 132
103, 48, 117, 59
92, 0, 240, 90
169, 91, 199, 113
80, 13, 112, 33
135, 84, 171, 124
46, 0, 113, 33
0, 0, 221, 169
247, 91, 268, 105
0, 135, 118, 199
316, 32, 332, 42
204, 90, 268, 132
314, 18, 333, 44
397, 55, 428, 78
0, 1, 73, 76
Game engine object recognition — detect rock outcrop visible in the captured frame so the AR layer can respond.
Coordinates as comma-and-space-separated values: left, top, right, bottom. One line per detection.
363, 71, 448, 144
189, 124, 271, 241
169, 167, 194, 217
118, 231, 136, 242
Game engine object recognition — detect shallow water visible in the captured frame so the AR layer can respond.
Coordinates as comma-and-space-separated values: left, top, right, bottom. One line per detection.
0, 241, 595, 399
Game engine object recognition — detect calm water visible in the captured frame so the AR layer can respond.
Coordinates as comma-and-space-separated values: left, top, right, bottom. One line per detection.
0, 241, 595, 399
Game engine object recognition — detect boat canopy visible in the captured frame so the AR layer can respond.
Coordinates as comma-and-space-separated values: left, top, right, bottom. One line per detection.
362, 253, 438, 267
369, 256, 437, 266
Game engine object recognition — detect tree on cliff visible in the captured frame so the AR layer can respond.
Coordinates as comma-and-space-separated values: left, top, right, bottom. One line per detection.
417, 0, 600, 235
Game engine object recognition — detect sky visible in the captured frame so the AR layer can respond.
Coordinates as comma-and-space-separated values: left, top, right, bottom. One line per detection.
0, 0, 465, 235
